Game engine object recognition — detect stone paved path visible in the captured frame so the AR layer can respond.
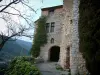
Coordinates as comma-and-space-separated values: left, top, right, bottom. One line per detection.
36, 62, 69, 75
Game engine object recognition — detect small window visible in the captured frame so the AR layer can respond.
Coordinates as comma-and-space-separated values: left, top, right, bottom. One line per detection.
51, 38, 54, 44
50, 22, 55, 32
46, 23, 50, 33
70, 19, 73, 24
49, 9, 54, 15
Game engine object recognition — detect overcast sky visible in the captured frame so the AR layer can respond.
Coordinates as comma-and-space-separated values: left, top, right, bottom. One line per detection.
0, 0, 63, 42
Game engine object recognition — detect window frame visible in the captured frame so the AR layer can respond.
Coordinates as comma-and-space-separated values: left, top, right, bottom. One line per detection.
50, 22, 55, 32
49, 9, 54, 15
46, 23, 50, 33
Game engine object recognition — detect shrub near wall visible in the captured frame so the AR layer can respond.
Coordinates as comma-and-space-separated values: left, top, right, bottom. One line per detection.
79, 0, 100, 75
5, 56, 41, 75
31, 16, 47, 57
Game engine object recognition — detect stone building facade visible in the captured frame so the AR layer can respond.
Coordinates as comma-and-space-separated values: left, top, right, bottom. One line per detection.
39, 5, 64, 62
35, 0, 87, 75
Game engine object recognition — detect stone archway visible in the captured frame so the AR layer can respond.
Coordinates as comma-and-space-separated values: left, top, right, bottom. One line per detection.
49, 46, 60, 62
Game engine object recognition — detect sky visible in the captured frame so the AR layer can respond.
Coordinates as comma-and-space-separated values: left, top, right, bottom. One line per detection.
0, 0, 63, 42
32, 0, 63, 21
19, 0, 63, 42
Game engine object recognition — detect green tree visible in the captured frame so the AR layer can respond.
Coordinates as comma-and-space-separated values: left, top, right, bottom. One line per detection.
79, 0, 100, 75
5, 56, 41, 75
31, 16, 47, 57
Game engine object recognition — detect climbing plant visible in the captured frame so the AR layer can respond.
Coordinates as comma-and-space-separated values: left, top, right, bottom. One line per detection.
31, 16, 47, 57
79, 0, 100, 75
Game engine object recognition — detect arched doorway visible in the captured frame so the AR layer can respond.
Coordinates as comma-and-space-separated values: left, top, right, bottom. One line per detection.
49, 46, 60, 62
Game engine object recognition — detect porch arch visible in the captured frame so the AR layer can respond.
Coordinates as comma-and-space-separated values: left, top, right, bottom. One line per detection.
49, 46, 60, 62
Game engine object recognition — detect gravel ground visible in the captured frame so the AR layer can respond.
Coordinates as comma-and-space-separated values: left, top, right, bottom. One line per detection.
36, 62, 69, 75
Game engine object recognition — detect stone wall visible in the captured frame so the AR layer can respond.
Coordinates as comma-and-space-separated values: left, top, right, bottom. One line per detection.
59, 0, 87, 74
59, 0, 73, 69
71, 0, 87, 74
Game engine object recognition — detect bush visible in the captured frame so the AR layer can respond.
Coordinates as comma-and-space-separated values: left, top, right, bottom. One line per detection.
13, 56, 35, 64
31, 16, 47, 57
79, 0, 100, 74
4, 56, 41, 75
56, 64, 64, 71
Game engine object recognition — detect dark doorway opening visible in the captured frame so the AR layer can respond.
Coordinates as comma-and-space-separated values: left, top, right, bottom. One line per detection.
66, 46, 70, 69
49, 46, 60, 62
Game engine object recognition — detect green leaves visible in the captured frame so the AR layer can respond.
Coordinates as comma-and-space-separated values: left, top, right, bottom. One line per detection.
31, 16, 47, 57
79, 0, 100, 74
5, 56, 41, 75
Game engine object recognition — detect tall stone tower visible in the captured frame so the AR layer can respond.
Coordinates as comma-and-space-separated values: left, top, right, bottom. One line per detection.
60, 0, 87, 75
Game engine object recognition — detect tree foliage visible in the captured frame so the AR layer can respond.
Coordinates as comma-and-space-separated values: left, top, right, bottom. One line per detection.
5, 56, 41, 75
31, 16, 47, 57
79, 0, 100, 74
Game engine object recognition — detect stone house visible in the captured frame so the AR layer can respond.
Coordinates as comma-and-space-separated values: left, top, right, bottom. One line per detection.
39, 5, 63, 62
34, 0, 87, 75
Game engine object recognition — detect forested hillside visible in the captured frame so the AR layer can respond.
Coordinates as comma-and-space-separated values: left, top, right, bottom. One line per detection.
0, 39, 32, 61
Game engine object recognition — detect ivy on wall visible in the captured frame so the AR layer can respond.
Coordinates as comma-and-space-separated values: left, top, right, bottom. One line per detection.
79, 0, 100, 75
31, 16, 47, 57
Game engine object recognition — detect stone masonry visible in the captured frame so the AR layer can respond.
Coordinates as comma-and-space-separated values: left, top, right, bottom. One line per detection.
71, 0, 87, 74
59, 0, 87, 75
59, 0, 73, 69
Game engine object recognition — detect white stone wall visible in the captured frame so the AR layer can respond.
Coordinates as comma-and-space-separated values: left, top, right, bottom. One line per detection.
70, 0, 79, 74
39, 8, 64, 62
71, 0, 87, 75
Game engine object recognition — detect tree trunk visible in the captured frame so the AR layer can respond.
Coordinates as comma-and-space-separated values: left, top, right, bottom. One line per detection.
0, 41, 6, 51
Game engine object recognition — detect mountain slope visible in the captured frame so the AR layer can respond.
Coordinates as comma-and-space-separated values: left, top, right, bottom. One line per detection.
16, 39, 32, 51
0, 39, 32, 61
